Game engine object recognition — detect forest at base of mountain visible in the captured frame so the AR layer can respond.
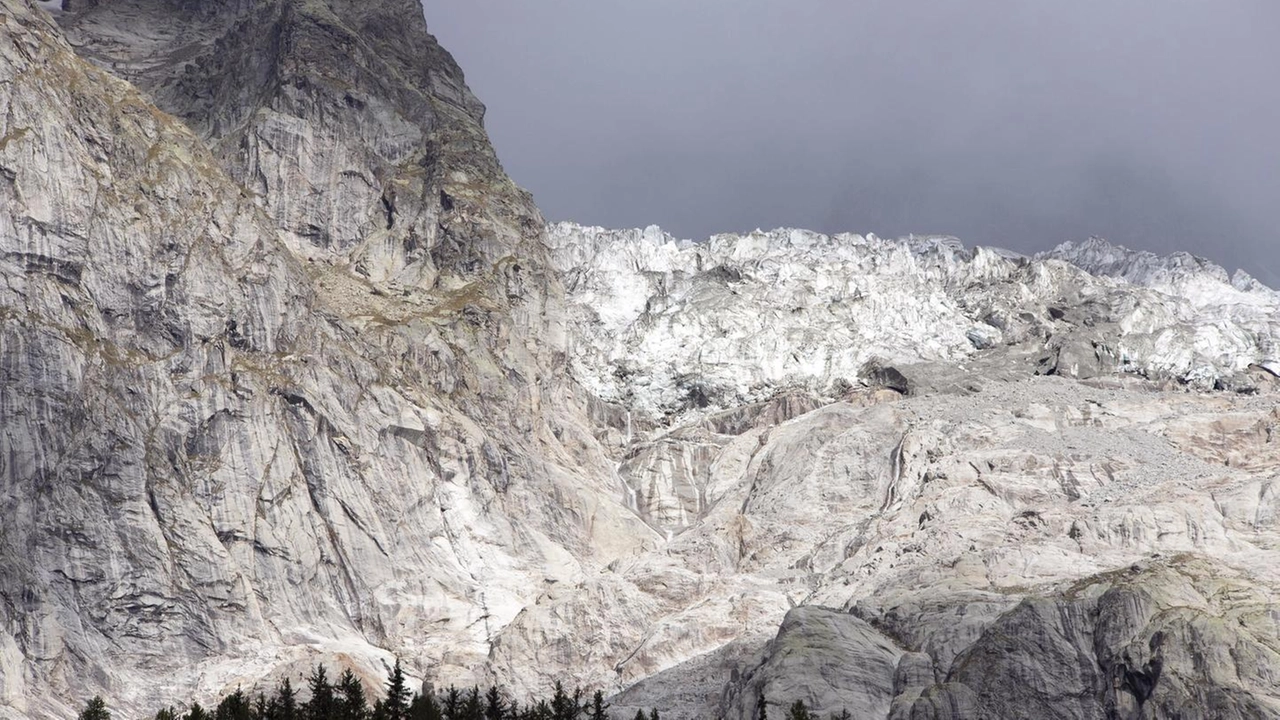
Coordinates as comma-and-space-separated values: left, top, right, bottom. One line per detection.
72, 661, 846, 720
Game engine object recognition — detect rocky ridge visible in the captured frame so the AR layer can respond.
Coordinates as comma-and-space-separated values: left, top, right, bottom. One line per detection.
2, 1, 1280, 719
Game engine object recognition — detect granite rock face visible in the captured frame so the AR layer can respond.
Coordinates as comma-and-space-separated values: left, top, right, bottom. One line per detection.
548, 373, 1280, 719
723, 607, 903, 720
4, 1, 1280, 719
932, 558, 1280, 719
1, 1, 645, 716
711, 560, 1280, 720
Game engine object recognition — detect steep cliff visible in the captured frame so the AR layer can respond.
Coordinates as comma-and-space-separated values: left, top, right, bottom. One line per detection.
1, 1, 648, 716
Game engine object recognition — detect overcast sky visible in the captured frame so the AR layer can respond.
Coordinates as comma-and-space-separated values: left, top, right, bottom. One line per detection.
425, 1, 1278, 284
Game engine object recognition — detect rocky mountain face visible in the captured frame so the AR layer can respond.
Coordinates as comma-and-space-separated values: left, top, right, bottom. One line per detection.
551, 224, 1280, 718
2, 1, 1279, 718
1, 0, 648, 716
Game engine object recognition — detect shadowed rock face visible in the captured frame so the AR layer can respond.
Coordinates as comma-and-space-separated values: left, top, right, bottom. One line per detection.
1, 1, 644, 716
4, 1, 1280, 719
623, 560, 1280, 720
60, 0, 547, 289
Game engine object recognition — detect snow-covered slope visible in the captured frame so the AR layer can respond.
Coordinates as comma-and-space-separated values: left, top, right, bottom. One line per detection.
550, 223, 1280, 420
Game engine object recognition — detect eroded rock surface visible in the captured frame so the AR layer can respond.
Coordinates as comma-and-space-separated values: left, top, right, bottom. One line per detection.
533, 374, 1280, 719
723, 607, 902, 720
1, 1, 645, 716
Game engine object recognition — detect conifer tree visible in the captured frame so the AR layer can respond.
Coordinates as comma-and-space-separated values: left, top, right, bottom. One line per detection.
549, 683, 568, 720
483, 686, 505, 720
275, 678, 300, 720
409, 691, 443, 720
79, 696, 111, 720
784, 700, 811, 720
156, 707, 179, 720
216, 688, 253, 720
382, 661, 412, 720
631, 712, 645, 720
337, 670, 369, 720
306, 665, 339, 720
647, 709, 659, 720
253, 695, 269, 720
828, 711, 851, 720
443, 687, 461, 720
549, 682, 582, 720
460, 687, 482, 720
187, 702, 211, 720
586, 692, 607, 720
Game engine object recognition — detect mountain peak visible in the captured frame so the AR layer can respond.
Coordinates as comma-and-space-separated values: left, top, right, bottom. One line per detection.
58, 0, 544, 289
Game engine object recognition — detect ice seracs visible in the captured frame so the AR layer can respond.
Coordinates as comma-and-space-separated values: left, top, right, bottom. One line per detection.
551, 222, 1280, 423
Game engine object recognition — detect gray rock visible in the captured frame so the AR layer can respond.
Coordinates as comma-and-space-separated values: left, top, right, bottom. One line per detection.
889, 684, 979, 720
917, 559, 1280, 720
0, 1, 643, 715
893, 652, 938, 695
722, 607, 902, 720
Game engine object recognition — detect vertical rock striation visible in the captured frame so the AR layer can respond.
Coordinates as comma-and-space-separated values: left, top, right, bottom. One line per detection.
1, 1, 646, 716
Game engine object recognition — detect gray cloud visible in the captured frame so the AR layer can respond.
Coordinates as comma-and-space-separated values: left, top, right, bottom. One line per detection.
425, 1, 1279, 284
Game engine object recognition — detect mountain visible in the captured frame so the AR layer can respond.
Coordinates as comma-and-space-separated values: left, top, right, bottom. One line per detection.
2, 1, 1279, 719
548, 224, 1280, 718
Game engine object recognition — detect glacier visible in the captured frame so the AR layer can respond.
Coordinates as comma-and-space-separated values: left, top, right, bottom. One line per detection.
552, 223, 1279, 422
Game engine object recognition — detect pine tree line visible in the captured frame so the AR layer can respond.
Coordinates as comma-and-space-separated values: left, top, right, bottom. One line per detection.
79, 661, 626, 720
77, 664, 854, 720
